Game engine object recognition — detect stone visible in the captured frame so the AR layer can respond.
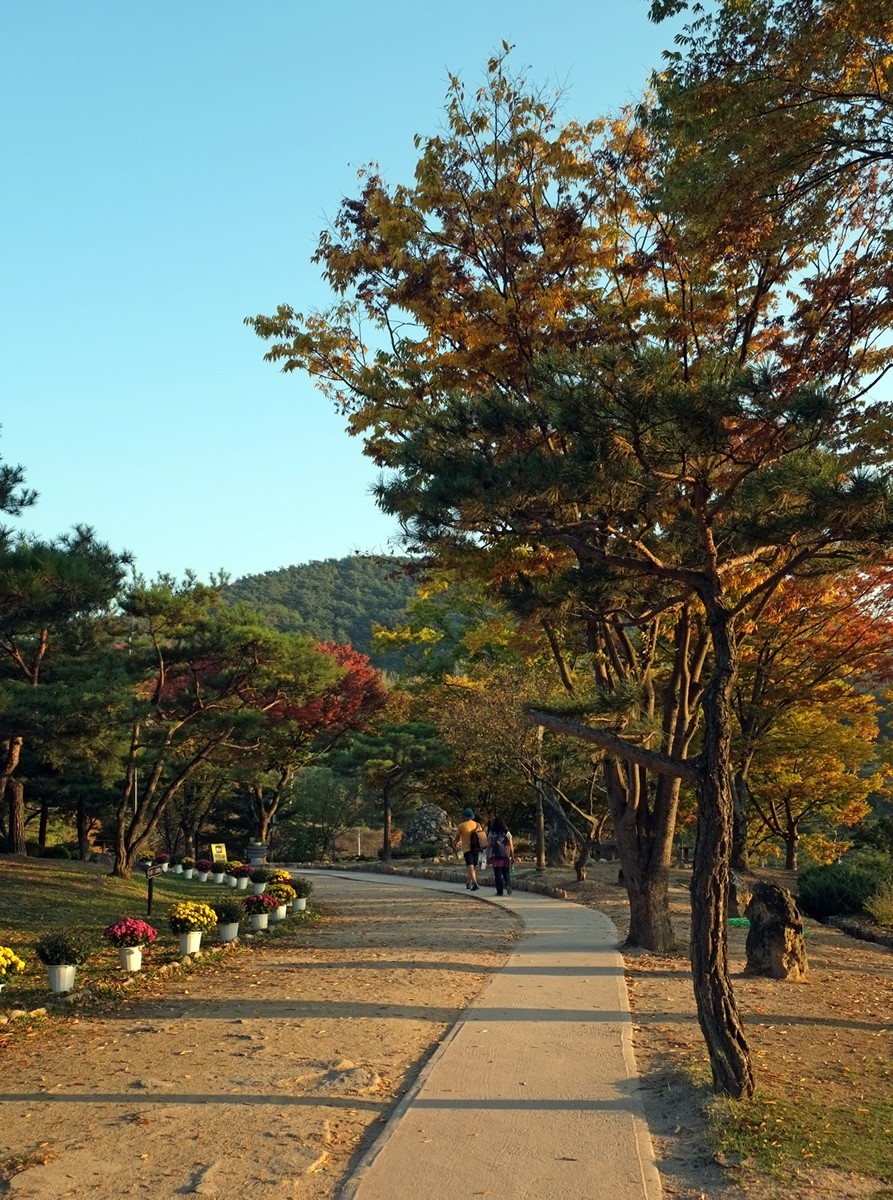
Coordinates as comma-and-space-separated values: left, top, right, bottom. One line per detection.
744, 881, 808, 980
400, 802, 453, 848
729, 871, 757, 917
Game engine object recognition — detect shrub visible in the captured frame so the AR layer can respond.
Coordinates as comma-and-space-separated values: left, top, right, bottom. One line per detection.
292, 876, 313, 899
34, 929, 92, 966
153, 852, 170, 864
249, 867, 269, 884
267, 869, 294, 885
42, 845, 72, 860
225, 859, 243, 873
243, 892, 279, 914
864, 881, 893, 927
195, 858, 212, 873
212, 898, 243, 925
798, 855, 893, 920
180, 857, 196, 870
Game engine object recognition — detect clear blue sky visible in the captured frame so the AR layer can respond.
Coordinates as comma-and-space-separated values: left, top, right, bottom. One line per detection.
2, 1, 680, 583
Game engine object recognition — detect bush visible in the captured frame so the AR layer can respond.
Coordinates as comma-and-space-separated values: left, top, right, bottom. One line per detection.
249, 867, 269, 884
865, 881, 893, 927
389, 843, 440, 860
798, 854, 893, 920
41, 845, 72, 859
292, 876, 313, 898
34, 929, 92, 966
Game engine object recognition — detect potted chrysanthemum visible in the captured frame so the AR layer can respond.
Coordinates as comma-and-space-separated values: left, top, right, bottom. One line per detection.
212, 898, 243, 943
180, 856, 196, 880
249, 867, 269, 895
103, 917, 157, 972
194, 858, 212, 882
166, 901, 217, 956
225, 860, 242, 889
232, 864, 252, 890
291, 876, 313, 911
267, 883, 296, 921
34, 929, 91, 993
242, 891, 278, 931
0, 945, 25, 992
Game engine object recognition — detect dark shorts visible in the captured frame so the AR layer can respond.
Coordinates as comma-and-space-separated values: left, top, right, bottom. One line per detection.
463, 850, 477, 866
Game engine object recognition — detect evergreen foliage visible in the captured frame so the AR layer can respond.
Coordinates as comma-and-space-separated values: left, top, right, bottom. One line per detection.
224, 556, 416, 668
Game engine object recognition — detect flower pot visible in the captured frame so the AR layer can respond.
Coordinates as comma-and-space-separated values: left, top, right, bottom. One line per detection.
217, 922, 239, 943
292, 897, 307, 912
118, 946, 143, 972
178, 931, 202, 956
160, 863, 169, 873
251, 883, 266, 895
269, 905, 287, 923
47, 964, 77, 993
183, 868, 195, 879
172, 864, 183, 874
236, 877, 248, 890
196, 871, 209, 882
249, 912, 268, 932
226, 875, 238, 888
211, 872, 225, 884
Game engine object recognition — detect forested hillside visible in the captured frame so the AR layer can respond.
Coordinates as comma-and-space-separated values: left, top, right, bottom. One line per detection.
225, 556, 416, 667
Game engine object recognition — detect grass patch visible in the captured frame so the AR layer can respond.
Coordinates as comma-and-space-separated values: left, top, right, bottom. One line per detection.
709, 1090, 893, 1181
0, 857, 317, 1016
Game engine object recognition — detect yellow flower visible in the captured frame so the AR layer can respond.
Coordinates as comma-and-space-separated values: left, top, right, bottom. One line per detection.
0, 946, 25, 975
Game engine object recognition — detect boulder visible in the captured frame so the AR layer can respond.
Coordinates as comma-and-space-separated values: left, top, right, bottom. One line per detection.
744, 881, 808, 980
401, 803, 452, 848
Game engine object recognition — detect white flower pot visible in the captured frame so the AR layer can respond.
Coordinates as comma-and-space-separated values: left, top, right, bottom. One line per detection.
160, 863, 169, 872
226, 875, 238, 888
47, 964, 77, 993
118, 946, 143, 972
251, 882, 266, 895
249, 912, 268, 931
269, 905, 287, 923
178, 931, 202, 956
183, 868, 194, 879
292, 897, 307, 911
217, 922, 239, 943
196, 871, 209, 882
172, 864, 183, 874
211, 872, 225, 884
236, 877, 248, 890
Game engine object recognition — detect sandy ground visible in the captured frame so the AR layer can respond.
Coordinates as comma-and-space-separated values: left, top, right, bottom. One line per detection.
0, 877, 520, 1200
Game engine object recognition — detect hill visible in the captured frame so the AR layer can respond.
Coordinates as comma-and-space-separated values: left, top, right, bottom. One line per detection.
225, 555, 417, 668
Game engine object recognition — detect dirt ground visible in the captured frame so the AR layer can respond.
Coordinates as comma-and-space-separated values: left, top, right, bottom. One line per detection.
0, 877, 520, 1200
1, 864, 892, 1200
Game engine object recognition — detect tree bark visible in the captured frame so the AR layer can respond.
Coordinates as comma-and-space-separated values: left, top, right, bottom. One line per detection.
691, 602, 754, 1098
8, 777, 26, 856
38, 800, 49, 851
76, 794, 90, 861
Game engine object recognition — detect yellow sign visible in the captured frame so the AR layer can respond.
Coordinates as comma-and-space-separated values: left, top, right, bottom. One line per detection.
211, 843, 228, 863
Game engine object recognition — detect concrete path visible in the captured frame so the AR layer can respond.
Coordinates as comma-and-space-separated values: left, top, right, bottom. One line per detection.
314, 870, 662, 1200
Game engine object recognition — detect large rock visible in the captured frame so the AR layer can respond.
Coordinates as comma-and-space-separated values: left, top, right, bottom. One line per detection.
744, 881, 808, 980
400, 803, 453, 847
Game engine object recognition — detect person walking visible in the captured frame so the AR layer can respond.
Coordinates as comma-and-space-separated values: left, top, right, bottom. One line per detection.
487, 816, 515, 896
453, 807, 487, 891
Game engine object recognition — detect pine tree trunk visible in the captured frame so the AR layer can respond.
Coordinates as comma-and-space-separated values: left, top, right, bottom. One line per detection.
38, 801, 49, 850
8, 778, 26, 856
692, 602, 754, 1098
731, 768, 751, 872
76, 794, 90, 861
381, 788, 393, 862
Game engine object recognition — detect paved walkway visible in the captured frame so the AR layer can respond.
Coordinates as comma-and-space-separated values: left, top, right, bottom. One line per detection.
314, 870, 662, 1200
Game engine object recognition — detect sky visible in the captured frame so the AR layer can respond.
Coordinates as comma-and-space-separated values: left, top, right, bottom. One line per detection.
2, 1, 682, 584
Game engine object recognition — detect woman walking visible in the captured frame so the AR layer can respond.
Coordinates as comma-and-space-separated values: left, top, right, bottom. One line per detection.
487, 816, 515, 897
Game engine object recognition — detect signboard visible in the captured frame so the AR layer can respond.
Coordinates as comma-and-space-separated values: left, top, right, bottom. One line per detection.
210, 843, 228, 864
145, 864, 165, 879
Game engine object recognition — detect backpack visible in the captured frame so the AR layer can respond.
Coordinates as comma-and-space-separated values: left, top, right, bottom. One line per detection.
489, 831, 510, 860
469, 824, 486, 853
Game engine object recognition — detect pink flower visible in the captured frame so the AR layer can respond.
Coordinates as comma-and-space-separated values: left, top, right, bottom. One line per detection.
103, 917, 158, 948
